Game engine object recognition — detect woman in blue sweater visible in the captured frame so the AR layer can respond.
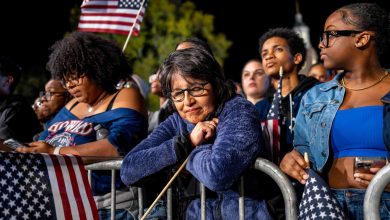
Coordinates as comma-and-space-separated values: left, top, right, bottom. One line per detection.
121, 48, 272, 219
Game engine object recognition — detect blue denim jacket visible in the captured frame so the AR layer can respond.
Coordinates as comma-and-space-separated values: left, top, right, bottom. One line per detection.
382, 91, 390, 158
294, 73, 390, 171
294, 74, 345, 172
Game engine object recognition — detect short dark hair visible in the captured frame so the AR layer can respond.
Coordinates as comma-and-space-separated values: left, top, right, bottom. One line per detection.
46, 32, 131, 93
159, 48, 235, 108
337, 3, 389, 59
258, 27, 306, 71
0, 56, 22, 92
175, 37, 214, 55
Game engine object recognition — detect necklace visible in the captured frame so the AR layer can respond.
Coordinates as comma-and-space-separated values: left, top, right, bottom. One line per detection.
87, 93, 109, 113
341, 70, 389, 91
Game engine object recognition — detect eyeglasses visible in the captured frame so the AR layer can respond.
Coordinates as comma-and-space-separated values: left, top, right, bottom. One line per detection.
61, 75, 85, 89
39, 91, 67, 101
169, 82, 209, 102
320, 30, 362, 48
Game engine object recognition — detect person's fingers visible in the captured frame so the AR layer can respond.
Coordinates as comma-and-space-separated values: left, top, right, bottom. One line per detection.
290, 150, 309, 168
354, 172, 374, 181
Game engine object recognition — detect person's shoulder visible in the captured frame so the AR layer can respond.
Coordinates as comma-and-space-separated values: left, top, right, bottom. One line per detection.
112, 87, 147, 116
223, 95, 257, 114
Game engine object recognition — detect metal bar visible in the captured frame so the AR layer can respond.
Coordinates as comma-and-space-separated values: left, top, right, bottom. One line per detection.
167, 187, 172, 220
111, 169, 116, 220
200, 183, 206, 220
138, 187, 144, 219
254, 158, 297, 220
239, 176, 245, 220
364, 163, 390, 220
85, 160, 122, 170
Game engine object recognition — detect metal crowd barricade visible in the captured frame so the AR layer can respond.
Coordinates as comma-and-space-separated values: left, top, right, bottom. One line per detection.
364, 162, 390, 220
254, 158, 298, 220
85, 157, 297, 220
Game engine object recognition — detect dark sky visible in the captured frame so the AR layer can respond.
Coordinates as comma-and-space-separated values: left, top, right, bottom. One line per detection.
1, 0, 389, 82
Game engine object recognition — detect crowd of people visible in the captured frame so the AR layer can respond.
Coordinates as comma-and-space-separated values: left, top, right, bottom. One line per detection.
0, 2, 389, 220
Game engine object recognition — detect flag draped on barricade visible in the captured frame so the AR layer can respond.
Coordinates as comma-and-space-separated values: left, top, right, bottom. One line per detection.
298, 169, 345, 220
78, 0, 148, 36
0, 152, 98, 220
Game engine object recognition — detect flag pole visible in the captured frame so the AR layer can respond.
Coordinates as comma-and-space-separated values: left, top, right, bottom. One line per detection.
122, 0, 147, 52
140, 157, 189, 220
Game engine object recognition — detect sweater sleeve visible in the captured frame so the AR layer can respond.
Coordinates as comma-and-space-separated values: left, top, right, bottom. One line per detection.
120, 114, 186, 186
186, 97, 262, 191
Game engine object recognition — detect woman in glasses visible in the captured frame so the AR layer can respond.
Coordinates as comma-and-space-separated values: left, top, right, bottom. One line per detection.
121, 48, 272, 219
17, 31, 148, 219
280, 3, 390, 219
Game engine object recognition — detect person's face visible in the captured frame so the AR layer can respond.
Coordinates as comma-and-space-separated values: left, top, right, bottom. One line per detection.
176, 42, 193, 50
63, 74, 101, 105
241, 60, 269, 99
149, 73, 162, 96
40, 79, 68, 118
32, 97, 47, 122
171, 73, 216, 124
308, 65, 328, 82
261, 37, 301, 78
318, 11, 360, 70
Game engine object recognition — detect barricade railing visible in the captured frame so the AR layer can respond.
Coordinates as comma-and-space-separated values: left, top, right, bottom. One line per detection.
364, 162, 390, 220
85, 157, 298, 220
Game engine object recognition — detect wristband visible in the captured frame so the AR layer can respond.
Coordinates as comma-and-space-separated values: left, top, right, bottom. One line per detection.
53, 146, 63, 155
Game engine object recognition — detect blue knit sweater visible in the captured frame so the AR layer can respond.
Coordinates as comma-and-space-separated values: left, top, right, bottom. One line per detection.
121, 95, 272, 219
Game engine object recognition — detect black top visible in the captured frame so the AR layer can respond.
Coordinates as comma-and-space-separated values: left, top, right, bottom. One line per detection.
0, 95, 41, 142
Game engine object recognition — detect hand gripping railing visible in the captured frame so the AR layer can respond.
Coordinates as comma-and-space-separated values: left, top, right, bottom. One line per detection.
364, 162, 390, 220
254, 158, 298, 220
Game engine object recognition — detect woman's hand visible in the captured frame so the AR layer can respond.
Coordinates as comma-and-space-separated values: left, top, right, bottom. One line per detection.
16, 141, 55, 154
280, 149, 309, 184
354, 167, 390, 190
189, 118, 219, 147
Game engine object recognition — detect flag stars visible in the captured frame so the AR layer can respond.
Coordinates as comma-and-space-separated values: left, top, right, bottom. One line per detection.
34, 211, 41, 219
45, 210, 51, 217
22, 213, 29, 220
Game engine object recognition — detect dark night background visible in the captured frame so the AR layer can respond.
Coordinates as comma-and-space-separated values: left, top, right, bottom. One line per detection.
1, 0, 389, 84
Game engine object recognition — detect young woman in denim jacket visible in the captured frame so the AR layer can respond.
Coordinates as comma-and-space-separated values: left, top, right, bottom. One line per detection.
280, 3, 390, 219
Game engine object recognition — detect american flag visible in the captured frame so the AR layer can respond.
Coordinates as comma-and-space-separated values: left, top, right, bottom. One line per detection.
261, 76, 282, 164
0, 152, 98, 220
78, 0, 148, 36
298, 169, 345, 220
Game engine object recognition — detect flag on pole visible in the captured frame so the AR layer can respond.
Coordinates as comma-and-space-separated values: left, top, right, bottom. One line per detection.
78, 0, 148, 36
0, 152, 98, 220
261, 67, 283, 164
298, 169, 345, 220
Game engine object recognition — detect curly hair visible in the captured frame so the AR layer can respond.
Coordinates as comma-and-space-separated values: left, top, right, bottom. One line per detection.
337, 3, 389, 59
159, 48, 235, 109
258, 27, 306, 71
46, 32, 132, 93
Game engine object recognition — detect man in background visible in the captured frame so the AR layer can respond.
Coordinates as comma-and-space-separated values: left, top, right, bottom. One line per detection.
0, 56, 41, 150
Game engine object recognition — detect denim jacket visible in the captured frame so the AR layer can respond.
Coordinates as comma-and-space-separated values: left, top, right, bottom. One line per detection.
294, 73, 390, 171
382, 91, 390, 158
294, 74, 345, 172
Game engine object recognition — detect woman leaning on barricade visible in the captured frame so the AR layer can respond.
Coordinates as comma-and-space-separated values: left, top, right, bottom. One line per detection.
17, 31, 148, 220
120, 47, 273, 219
280, 3, 390, 219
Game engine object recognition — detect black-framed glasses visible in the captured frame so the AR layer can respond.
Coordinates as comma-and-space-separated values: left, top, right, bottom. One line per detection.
61, 74, 86, 89
39, 91, 67, 101
169, 82, 209, 102
320, 30, 362, 48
